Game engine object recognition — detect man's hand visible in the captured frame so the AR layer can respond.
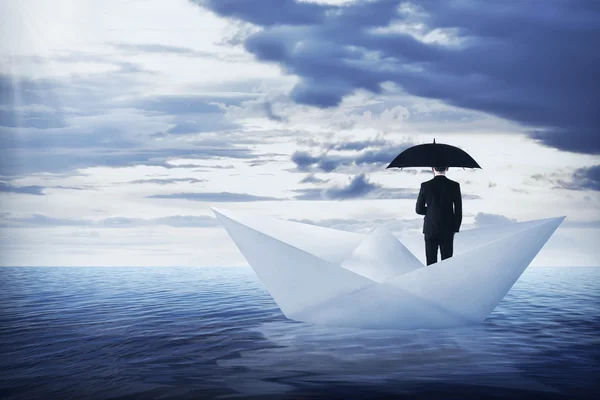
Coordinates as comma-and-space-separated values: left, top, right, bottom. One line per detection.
454, 183, 462, 232
416, 183, 427, 215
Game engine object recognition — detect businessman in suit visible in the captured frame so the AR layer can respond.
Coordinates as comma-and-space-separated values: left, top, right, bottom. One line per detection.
416, 166, 462, 265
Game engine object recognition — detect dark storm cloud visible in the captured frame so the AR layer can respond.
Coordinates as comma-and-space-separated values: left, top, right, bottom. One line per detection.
147, 192, 281, 202
199, 0, 328, 26
0, 182, 45, 195
474, 212, 517, 227
531, 165, 600, 191
558, 165, 600, 191
197, 0, 600, 154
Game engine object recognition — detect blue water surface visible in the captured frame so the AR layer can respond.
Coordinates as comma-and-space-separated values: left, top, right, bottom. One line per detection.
1, 266, 598, 399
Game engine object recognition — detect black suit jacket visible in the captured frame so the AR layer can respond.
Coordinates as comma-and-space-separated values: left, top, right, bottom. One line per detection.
416, 175, 462, 238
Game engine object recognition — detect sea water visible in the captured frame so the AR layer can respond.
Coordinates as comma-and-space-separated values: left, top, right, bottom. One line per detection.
0, 266, 598, 399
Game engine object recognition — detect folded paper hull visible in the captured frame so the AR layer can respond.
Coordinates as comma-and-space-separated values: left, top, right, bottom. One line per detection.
213, 207, 565, 330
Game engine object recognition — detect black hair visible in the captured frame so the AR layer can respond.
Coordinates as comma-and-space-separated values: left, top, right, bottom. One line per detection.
433, 166, 448, 172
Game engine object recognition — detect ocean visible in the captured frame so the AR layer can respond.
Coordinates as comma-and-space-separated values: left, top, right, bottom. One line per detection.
0, 266, 598, 399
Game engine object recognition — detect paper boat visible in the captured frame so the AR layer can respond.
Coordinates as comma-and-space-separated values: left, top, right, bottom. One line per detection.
212, 207, 564, 330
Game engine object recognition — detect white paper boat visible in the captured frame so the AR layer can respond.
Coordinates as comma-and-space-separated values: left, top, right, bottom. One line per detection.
213, 207, 564, 330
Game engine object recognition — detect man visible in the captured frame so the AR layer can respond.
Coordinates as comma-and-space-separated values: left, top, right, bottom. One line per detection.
416, 166, 462, 265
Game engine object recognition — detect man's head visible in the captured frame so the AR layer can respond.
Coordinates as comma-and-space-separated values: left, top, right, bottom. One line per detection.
432, 166, 448, 174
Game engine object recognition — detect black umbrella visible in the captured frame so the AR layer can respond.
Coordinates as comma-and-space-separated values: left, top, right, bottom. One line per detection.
386, 139, 482, 169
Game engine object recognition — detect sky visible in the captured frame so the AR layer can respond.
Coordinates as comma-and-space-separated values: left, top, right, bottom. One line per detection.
0, 0, 598, 267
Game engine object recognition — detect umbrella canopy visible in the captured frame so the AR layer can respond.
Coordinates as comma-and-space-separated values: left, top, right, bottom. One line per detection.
386, 139, 481, 169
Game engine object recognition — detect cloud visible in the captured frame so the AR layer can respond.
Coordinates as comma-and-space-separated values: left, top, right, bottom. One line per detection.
2, 214, 88, 227
133, 94, 249, 134
299, 174, 329, 184
263, 101, 286, 122
289, 216, 423, 234
0, 182, 45, 195
293, 172, 480, 201
0, 108, 67, 129
510, 187, 530, 194
325, 174, 379, 199
108, 42, 250, 63
0, 143, 256, 176
326, 139, 389, 152
531, 165, 600, 191
0, 75, 60, 109
51, 186, 86, 191
128, 178, 206, 185
110, 42, 211, 57
197, 0, 600, 154
561, 220, 600, 229
147, 192, 282, 202
474, 212, 517, 227
0, 69, 259, 176
291, 141, 415, 172
1, 59, 155, 115
194, 164, 236, 170
151, 215, 219, 227
166, 119, 238, 134
98, 215, 219, 228
199, 0, 328, 26
530, 173, 547, 182
291, 151, 319, 171
112, 42, 202, 54
293, 174, 421, 200
1, 214, 219, 228
133, 94, 256, 115
0, 125, 138, 150
0, 76, 68, 130
557, 165, 600, 191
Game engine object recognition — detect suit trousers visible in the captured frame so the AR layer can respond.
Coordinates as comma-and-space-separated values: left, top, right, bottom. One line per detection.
425, 233, 454, 266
